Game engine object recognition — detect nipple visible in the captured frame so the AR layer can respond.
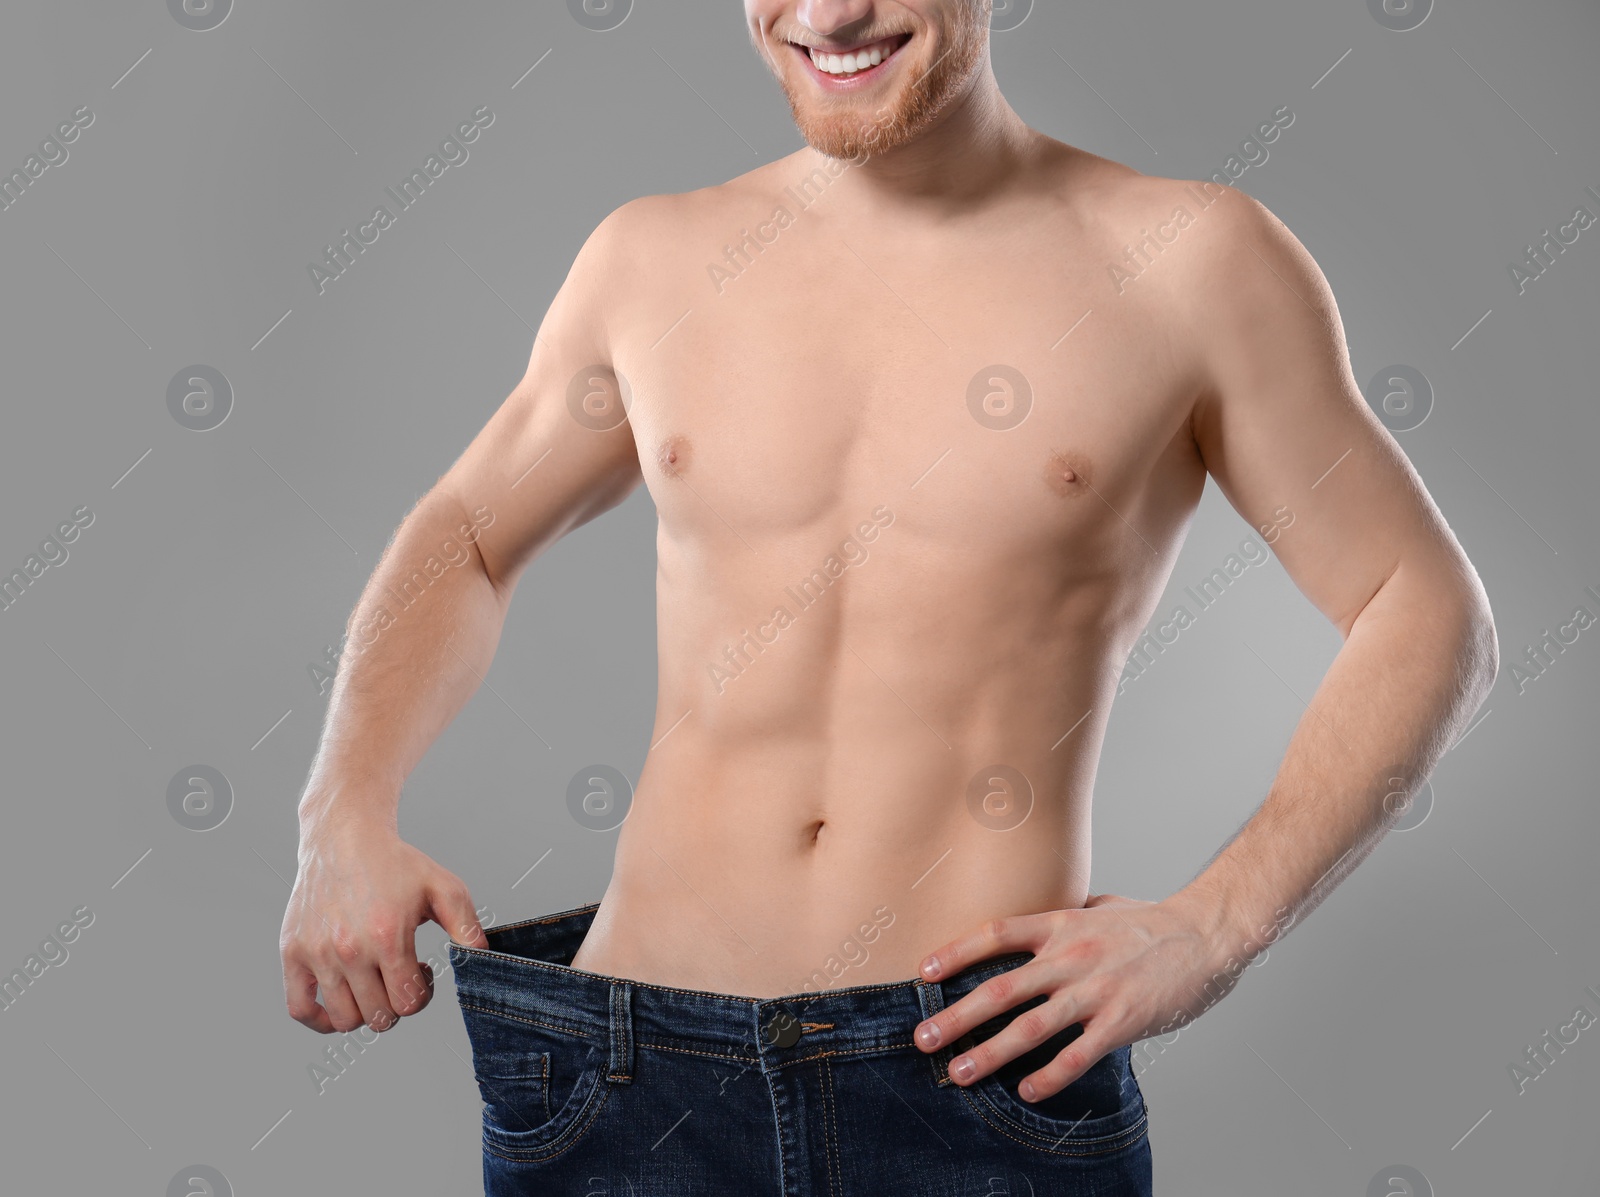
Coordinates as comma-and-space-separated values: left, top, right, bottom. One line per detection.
657, 435, 690, 478
1044, 449, 1090, 498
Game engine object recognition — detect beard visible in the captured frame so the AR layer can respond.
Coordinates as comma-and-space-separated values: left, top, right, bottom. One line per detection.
763, 5, 990, 162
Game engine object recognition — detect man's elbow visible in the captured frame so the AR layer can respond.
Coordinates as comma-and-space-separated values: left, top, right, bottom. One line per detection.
1437, 573, 1499, 703
1358, 561, 1499, 693
1463, 596, 1500, 696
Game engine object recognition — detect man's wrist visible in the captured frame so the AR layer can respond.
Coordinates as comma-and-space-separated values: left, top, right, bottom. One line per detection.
1167, 874, 1291, 971
297, 784, 400, 842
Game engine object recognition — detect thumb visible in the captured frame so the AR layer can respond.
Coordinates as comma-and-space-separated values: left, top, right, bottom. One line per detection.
428, 872, 487, 948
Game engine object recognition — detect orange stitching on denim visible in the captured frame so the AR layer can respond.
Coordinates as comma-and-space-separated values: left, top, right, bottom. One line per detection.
953, 1082, 1150, 1158
459, 1000, 600, 1041
629, 1038, 920, 1070
635, 1040, 761, 1064
801, 1022, 835, 1032
606, 982, 632, 1081
466, 997, 937, 1078
814, 1054, 837, 1197
764, 1042, 923, 1073
823, 1055, 843, 1197
481, 1075, 612, 1165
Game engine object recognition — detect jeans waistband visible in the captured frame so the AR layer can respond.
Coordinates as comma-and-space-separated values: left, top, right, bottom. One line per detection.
447, 901, 1033, 1074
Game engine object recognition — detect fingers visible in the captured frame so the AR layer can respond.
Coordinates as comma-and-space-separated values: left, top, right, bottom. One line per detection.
312, 967, 366, 1033
919, 912, 1050, 983
914, 956, 1050, 1055
341, 961, 399, 1032
383, 956, 435, 1019
283, 915, 406, 1034
369, 917, 433, 1018
322, 921, 399, 1032
280, 837, 478, 1035
283, 958, 336, 1034
1016, 1019, 1119, 1100
286, 934, 433, 1033
281, 838, 480, 1030
943, 993, 1080, 1088
428, 871, 486, 947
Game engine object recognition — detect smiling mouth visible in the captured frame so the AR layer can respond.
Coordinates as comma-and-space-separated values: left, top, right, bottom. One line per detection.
791, 32, 912, 80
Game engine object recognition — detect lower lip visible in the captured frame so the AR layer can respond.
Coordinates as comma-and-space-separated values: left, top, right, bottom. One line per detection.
795, 38, 907, 91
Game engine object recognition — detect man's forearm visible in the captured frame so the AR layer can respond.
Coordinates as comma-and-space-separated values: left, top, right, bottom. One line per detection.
298, 489, 511, 836
1171, 561, 1498, 965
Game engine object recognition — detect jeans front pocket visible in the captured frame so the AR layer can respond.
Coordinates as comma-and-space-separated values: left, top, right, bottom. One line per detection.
956, 1009, 1148, 1157
458, 1000, 611, 1161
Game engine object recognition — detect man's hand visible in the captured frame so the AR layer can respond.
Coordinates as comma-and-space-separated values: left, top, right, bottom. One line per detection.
912, 891, 1241, 1101
280, 821, 488, 1034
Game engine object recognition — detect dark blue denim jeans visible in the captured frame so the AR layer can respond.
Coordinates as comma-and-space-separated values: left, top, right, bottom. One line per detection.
450, 902, 1152, 1196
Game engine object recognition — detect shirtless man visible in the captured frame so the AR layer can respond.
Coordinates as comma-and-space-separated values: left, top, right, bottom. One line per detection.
280, 1, 1498, 1192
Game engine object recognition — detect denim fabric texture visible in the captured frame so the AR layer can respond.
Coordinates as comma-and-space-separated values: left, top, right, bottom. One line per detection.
450, 902, 1152, 1196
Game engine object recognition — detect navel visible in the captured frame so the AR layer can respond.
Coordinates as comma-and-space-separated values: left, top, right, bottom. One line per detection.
1044, 448, 1092, 498
657, 434, 691, 478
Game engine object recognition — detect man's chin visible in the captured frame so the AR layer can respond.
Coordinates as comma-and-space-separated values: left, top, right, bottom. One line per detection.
777, 25, 987, 163
793, 116, 893, 162
784, 88, 925, 162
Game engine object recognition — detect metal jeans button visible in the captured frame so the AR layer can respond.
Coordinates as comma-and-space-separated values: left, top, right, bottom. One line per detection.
763, 1007, 801, 1048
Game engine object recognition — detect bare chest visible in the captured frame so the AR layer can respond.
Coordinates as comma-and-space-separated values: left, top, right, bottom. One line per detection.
611, 212, 1205, 562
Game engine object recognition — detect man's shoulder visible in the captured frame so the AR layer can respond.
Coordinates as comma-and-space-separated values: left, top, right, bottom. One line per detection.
1067, 161, 1313, 320
568, 155, 831, 314
587, 158, 806, 255
1060, 158, 1279, 261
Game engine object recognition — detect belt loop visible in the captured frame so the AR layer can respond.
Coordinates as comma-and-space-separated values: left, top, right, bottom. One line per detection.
915, 979, 952, 1086
607, 981, 634, 1084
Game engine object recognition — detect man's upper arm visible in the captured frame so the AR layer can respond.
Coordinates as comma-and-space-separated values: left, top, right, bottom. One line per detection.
1183, 187, 1479, 638
435, 201, 645, 596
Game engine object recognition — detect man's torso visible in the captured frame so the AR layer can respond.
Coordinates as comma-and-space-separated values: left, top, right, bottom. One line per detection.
568, 141, 1216, 996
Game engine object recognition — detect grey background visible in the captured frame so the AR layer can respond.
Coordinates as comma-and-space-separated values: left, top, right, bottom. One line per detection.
0, 1, 1595, 1193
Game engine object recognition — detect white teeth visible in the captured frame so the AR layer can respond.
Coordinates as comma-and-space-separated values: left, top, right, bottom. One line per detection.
808, 37, 898, 75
